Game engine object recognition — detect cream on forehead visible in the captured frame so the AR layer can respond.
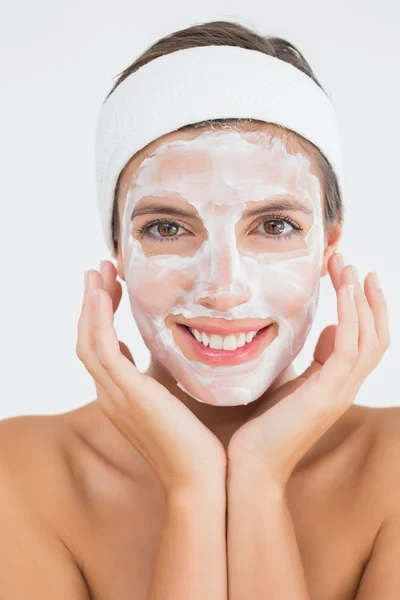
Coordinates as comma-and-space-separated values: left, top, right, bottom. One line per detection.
129, 129, 319, 212
121, 129, 324, 406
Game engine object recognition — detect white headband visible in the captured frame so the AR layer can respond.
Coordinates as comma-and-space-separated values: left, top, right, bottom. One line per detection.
94, 44, 344, 256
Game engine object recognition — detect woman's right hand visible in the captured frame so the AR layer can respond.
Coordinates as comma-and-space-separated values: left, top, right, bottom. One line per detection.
76, 261, 227, 495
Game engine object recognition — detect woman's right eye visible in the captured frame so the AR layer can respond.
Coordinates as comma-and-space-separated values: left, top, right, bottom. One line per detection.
149, 222, 180, 237
137, 220, 189, 243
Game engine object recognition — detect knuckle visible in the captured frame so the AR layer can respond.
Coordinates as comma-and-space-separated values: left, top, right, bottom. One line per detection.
342, 348, 358, 366
97, 348, 118, 372
75, 342, 88, 362
88, 337, 97, 352
75, 351, 100, 382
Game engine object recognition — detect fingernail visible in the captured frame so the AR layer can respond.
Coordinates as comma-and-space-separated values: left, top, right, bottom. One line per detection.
372, 272, 381, 289
352, 266, 359, 281
99, 260, 105, 275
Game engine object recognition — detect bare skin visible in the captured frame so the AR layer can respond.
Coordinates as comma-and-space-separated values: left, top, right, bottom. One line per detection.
0, 259, 394, 599
1, 395, 399, 599
0, 124, 395, 598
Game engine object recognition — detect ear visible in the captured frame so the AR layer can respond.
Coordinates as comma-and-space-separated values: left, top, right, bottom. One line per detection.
320, 220, 342, 277
116, 247, 126, 282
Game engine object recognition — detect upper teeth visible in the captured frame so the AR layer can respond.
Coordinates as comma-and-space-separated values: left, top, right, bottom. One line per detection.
188, 328, 259, 351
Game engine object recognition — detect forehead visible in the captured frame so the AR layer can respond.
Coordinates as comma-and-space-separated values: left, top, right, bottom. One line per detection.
117, 123, 321, 210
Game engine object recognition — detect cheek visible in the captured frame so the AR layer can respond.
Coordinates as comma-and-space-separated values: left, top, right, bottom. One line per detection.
258, 264, 319, 320
126, 261, 195, 315
280, 288, 314, 319
282, 273, 320, 319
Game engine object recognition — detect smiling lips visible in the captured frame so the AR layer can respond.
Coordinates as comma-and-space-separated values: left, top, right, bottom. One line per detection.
175, 322, 276, 367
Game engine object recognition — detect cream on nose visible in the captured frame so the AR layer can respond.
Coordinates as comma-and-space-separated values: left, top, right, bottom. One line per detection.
198, 235, 252, 311
198, 291, 250, 312
206, 234, 241, 284
198, 278, 252, 311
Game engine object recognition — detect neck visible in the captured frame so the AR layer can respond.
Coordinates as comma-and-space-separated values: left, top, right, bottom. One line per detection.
146, 359, 297, 449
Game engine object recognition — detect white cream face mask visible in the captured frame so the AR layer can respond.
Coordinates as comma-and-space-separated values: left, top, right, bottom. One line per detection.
121, 129, 324, 406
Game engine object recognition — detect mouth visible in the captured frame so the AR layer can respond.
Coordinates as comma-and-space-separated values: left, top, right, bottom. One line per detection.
174, 322, 277, 366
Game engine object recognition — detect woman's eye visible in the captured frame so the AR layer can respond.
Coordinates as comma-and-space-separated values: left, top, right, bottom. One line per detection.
256, 219, 294, 236
142, 221, 186, 239
154, 222, 180, 237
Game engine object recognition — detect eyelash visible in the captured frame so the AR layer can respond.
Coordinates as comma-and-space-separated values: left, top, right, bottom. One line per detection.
135, 212, 303, 244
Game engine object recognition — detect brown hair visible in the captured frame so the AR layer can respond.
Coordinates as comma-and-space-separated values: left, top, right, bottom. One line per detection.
106, 20, 343, 255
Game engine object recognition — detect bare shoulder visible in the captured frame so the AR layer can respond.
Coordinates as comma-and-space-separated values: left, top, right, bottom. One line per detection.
0, 402, 161, 527
361, 404, 400, 458
0, 411, 84, 526
0, 411, 73, 478
356, 404, 400, 511
0, 404, 166, 597
0, 412, 92, 597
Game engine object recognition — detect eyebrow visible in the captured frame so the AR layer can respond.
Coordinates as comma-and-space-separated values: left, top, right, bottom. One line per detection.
131, 197, 313, 221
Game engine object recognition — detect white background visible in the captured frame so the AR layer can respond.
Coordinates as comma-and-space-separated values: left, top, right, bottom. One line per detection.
1, 0, 398, 419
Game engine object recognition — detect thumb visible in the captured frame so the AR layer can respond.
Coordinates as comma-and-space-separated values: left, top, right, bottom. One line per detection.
313, 324, 337, 365
299, 324, 337, 380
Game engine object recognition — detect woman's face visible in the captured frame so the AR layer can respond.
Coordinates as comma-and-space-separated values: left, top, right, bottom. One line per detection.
117, 126, 335, 406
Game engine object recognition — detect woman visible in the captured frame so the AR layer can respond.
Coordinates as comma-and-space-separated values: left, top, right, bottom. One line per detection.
0, 20, 395, 600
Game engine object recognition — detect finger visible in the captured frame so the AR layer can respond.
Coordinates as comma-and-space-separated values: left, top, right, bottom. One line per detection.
341, 266, 377, 356
77, 271, 98, 357
99, 264, 134, 363
353, 277, 378, 361
92, 288, 174, 411
327, 252, 344, 292
339, 264, 357, 286
298, 325, 337, 380
77, 273, 124, 403
100, 260, 123, 314
335, 283, 359, 360
364, 272, 390, 352
313, 324, 337, 365
322, 283, 359, 384
92, 289, 154, 398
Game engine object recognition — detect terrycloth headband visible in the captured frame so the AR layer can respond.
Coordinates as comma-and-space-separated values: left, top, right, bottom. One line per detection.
94, 44, 344, 256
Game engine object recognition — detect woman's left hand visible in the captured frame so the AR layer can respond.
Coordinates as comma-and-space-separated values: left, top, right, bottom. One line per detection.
227, 253, 390, 487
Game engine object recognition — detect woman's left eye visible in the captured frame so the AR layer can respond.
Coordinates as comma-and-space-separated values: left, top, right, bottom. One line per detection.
254, 217, 301, 238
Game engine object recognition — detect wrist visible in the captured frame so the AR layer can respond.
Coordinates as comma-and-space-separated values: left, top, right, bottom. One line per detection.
227, 463, 286, 502
227, 448, 295, 491
166, 479, 226, 508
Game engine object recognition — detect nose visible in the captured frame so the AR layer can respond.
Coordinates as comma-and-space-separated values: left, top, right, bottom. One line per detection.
197, 234, 251, 312
197, 251, 251, 311
198, 285, 251, 312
